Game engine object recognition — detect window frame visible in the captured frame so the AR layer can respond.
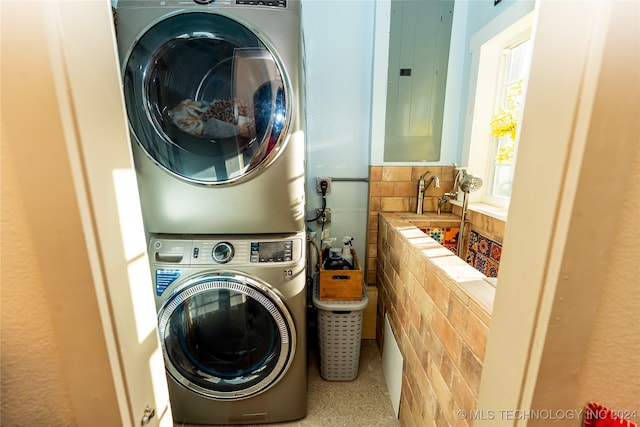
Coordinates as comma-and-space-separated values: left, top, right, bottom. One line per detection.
463, 11, 534, 212
484, 35, 532, 207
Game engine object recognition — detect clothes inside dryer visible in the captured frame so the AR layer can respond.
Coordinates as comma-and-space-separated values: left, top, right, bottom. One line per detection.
123, 12, 288, 184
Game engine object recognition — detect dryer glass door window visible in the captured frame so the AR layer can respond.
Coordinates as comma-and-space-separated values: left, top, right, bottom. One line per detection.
123, 12, 290, 185
158, 276, 295, 399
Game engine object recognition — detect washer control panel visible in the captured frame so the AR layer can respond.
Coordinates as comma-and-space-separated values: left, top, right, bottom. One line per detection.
149, 234, 302, 266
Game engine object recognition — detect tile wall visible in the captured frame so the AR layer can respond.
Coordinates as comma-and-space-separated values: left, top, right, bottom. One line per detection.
364, 164, 508, 426
452, 206, 506, 270
366, 166, 506, 283
466, 231, 502, 278
376, 213, 495, 427
421, 226, 460, 254
366, 166, 457, 285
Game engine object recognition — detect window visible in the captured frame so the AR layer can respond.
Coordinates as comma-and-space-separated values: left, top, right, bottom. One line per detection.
489, 38, 532, 200
464, 11, 534, 212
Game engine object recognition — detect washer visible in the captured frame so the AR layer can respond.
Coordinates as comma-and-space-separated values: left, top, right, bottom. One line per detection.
149, 232, 307, 424
115, 0, 305, 235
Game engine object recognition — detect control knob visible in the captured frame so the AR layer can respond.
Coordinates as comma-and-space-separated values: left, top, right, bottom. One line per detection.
212, 242, 234, 264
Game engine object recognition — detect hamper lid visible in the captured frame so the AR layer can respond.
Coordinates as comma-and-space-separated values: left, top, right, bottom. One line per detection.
312, 277, 369, 311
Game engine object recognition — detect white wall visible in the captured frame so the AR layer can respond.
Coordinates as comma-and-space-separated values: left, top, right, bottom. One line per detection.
1, 2, 172, 425
301, 0, 375, 258
1, 1, 123, 424
370, 0, 535, 168
300, 0, 537, 263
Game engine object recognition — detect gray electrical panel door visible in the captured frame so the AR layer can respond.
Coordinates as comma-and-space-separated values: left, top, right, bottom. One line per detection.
384, 0, 454, 162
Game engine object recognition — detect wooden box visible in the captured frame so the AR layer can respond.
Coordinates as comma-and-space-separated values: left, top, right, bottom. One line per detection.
319, 249, 363, 301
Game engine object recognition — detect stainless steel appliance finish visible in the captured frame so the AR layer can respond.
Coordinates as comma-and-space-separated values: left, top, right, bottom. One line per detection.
115, 0, 305, 234
149, 233, 307, 424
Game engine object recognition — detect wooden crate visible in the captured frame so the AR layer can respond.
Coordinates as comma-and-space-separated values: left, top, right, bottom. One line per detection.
319, 249, 363, 301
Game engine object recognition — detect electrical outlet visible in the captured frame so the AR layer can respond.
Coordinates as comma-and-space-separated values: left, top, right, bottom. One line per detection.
316, 177, 332, 193
316, 208, 331, 224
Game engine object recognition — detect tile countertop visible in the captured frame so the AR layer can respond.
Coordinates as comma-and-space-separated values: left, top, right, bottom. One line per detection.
389, 211, 461, 228
390, 212, 460, 221
379, 212, 496, 315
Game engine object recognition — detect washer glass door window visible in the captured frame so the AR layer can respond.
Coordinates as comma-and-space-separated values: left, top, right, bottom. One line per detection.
158, 274, 295, 399
123, 12, 289, 184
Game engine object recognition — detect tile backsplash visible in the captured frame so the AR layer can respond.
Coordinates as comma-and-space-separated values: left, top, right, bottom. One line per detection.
420, 226, 459, 254
467, 231, 502, 277
366, 166, 507, 284
366, 166, 457, 285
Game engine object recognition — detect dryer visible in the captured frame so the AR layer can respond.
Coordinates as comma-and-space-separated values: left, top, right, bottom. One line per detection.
149, 232, 307, 424
116, 0, 305, 235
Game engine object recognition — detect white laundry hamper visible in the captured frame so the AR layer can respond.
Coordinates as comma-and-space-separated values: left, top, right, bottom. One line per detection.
312, 279, 369, 381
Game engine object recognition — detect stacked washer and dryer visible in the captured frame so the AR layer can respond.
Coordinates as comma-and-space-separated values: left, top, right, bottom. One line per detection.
115, 0, 306, 424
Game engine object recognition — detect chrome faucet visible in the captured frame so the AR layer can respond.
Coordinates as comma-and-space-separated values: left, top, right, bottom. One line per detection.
437, 191, 457, 215
417, 171, 440, 214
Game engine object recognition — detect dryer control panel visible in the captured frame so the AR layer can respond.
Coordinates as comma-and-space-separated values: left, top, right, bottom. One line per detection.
149, 234, 303, 266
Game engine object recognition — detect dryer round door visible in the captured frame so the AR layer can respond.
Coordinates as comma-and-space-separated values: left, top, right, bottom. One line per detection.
157, 272, 296, 400
122, 11, 291, 185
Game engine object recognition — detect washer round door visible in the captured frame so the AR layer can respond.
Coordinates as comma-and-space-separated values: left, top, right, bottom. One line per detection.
157, 273, 296, 400
122, 11, 290, 185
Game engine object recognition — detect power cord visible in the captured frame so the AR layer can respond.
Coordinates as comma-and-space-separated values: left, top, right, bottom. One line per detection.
306, 180, 328, 223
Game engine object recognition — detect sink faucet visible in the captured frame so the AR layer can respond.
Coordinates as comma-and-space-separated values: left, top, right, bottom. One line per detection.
437, 191, 457, 215
417, 171, 440, 214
